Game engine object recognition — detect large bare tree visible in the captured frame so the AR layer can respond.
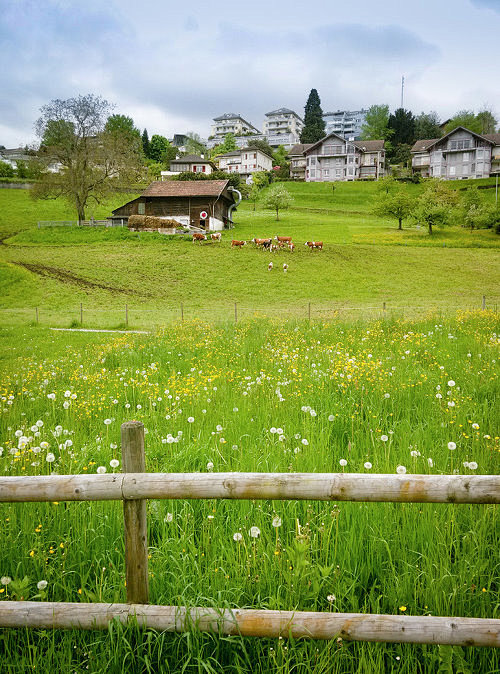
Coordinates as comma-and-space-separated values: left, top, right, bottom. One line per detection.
33, 94, 142, 222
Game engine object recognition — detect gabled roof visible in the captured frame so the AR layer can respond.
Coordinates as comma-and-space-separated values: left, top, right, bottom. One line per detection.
352, 140, 385, 152
410, 139, 440, 152
212, 113, 259, 131
288, 143, 314, 156
140, 180, 231, 198
410, 126, 499, 153
170, 154, 213, 164
304, 132, 384, 154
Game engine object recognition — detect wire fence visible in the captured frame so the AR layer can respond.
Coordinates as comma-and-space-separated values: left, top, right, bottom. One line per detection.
0, 297, 497, 331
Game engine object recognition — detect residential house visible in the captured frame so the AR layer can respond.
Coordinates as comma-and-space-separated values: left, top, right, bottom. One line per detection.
110, 180, 238, 231
262, 108, 304, 148
323, 109, 368, 140
217, 147, 273, 180
288, 143, 313, 180
162, 155, 217, 179
303, 133, 385, 182
411, 127, 500, 179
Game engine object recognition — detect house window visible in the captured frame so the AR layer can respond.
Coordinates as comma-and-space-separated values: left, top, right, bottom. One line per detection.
138, 202, 145, 215
324, 169, 329, 177
310, 169, 316, 177
449, 166, 456, 175
463, 153, 469, 162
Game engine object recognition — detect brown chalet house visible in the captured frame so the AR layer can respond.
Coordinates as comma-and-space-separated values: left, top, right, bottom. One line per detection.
110, 180, 239, 231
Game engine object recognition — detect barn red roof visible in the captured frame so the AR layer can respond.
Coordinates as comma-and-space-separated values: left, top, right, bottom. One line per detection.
140, 180, 230, 198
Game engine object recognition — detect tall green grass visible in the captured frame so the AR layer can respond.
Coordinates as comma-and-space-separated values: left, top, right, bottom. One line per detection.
0, 313, 498, 672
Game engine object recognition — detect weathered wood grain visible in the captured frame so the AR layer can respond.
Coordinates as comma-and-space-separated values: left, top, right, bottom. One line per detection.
0, 473, 498, 504
0, 602, 498, 647
121, 421, 149, 605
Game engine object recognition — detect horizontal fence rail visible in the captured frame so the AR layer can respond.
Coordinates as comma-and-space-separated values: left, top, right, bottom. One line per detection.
0, 603, 498, 648
0, 473, 499, 504
1, 422, 498, 648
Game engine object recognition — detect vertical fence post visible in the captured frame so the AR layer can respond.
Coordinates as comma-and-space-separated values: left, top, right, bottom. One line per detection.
482, 295, 486, 311
383, 302, 386, 313
308, 302, 311, 322
35, 307, 39, 324
121, 421, 149, 605
80, 303, 83, 325
234, 302, 238, 324
125, 304, 128, 328
181, 302, 184, 322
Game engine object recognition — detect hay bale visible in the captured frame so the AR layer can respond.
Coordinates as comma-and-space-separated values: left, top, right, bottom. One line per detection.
128, 215, 146, 230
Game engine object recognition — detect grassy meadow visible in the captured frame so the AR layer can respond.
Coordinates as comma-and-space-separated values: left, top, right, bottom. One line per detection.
0, 181, 499, 671
0, 312, 499, 672
0, 180, 499, 329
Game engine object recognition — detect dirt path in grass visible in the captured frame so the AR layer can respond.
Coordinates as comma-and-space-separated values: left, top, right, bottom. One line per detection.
13, 261, 152, 297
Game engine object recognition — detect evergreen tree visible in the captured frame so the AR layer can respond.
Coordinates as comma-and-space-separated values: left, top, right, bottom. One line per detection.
142, 129, 150, 157
388, 108, 416, 147
300, 89, 326, 143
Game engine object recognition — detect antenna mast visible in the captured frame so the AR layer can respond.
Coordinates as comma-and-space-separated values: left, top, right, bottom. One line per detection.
401, 75, 405, 109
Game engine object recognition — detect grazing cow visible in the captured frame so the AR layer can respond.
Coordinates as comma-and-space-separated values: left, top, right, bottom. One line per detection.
283, 263, 288, 273
305, 241, 323, 250
193, 232, 207, 242
268, 262, 273, 271
270, 244, 279, 253
252, 237, 272, 248
210, 232, 222, 241
231, 239, 247, 248
274, 236, 292, 244
287, 242, 295, 253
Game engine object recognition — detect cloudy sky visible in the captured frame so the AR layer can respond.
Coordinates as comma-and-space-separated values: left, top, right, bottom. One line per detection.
1, 0, 499, 147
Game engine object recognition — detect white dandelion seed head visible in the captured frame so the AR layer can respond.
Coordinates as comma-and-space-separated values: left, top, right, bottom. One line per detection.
328, 415, 335, 422
45, 453, 55, 463
448, 380, 455, 387
164, 513, 173, 523
468, 461, 478, 470
364, 462, 372, 470
396, 465, 407, 474
380, 435, 388, 442
37, 580, 48, 591
448, 442, 456, 450
301, 438, 309, 446
249, 526, 261, 538
97, 466, 106, 474
339, 459, 347, 467
233, 532, 243, 542
272, 516, 282, 528
206, 461, 214, 471
187, 417, 194, 423
327, 594, 336, 603
110, 459, 119, 468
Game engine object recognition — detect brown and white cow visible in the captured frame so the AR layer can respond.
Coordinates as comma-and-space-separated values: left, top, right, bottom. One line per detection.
231, 239, 247, 248
274, 236, 292, 244
210, 232, 222, 241
192, 232, 207, 242
287, 242, 295, 253
252, 238, 272, 248
305, 241, 323, 250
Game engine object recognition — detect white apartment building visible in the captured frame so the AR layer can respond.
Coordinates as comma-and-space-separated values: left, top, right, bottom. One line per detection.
262, 108, 304, 148
209, 113, 260, 143
411, 127, 500, 179
304, 133, 385, 182
216, 147, 273, 180
323, 109, 368, 140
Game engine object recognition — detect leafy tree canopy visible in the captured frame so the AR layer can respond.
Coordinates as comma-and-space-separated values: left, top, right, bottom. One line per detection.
444, 110, 482, 135
149, 135, 176, 164
261, 183, 294, 220
361, 105, 392, 141
476, 108, 497, 134
105, 114, 140, 139
411, 179, 458, 234
300, 89, 326, 144
210, 133, 238, 158
184, 132, 207, 156
415, 111, 442, 140
33, 94, 142, 221
372, 183, 415, 230
0, 160, 14, 178
247, 138, 274, 158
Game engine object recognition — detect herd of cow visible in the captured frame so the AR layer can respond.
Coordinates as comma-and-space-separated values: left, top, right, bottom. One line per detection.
192, 232, 323, 251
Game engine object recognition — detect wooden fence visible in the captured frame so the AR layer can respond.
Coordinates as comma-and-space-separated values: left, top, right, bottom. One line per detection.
0, 421, 499, 647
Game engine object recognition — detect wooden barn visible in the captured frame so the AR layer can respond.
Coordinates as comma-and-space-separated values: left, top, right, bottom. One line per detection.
110, 180, 238, 231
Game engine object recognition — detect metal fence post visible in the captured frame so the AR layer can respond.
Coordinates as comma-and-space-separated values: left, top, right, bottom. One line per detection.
121, 421, 149, 604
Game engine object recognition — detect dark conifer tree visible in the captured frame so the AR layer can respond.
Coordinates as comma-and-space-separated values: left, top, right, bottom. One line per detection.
300, 89, 326, 143
142, 129, 150, 157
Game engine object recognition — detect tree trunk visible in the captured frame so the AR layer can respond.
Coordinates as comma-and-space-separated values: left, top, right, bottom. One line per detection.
398, 218, 402, 230
276, 207, 280, 221
428, 222, 433, 235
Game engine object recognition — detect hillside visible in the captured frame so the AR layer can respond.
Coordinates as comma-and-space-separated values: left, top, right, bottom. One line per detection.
0, 181, 499, 328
